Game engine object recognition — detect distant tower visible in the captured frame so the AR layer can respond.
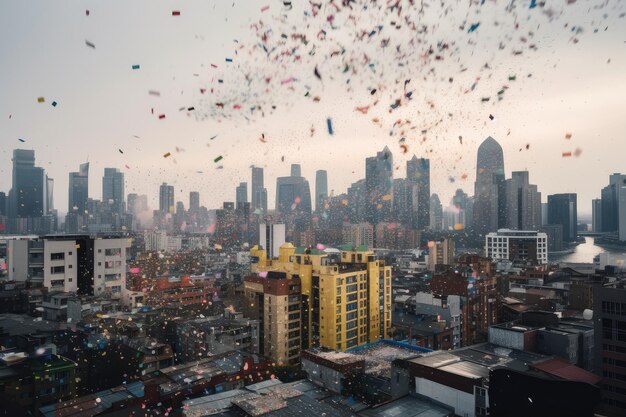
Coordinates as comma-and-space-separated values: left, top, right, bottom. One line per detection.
547, 193, 578, 242
189, 191, 200, 212
102, 168, 125, 215
406, 156, 430, 229
68, 162, 89, 213
8, 149, 45, 218
473, 137, 505, 236
236, 182, 248, 209
315, 170, 328, 211
251, 167, 268, 213
159, 183, 175, 214
365, 146, 394, 226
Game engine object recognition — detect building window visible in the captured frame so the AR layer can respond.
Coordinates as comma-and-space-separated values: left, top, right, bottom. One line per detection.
50, 266, 65, 274
50, 252, 64, 261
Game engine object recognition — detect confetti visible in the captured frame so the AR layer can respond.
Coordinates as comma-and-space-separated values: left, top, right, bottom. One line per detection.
158, 114, 166, 119
172, 10, 181, 16
225, 58, 233, 62
51, 101, 57, 107
85, 40, 95, 49
468, 23, 481, 33
118, 149, 124, 154
562, 151, 572, 157
148, 90, 161, 96
85, 9, 89, 16
565, 133, 572, 139
37, 97, 45, 103
326, 117, 334, 135
261, 5, 270, 12
489, 114, 494, 120
132, 64, 140, 70
214, 155, 223, 163
163, 152, 171, 158
18, 138, 25, 143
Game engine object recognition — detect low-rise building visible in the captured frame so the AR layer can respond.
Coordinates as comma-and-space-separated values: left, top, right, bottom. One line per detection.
485, 229, 548, 265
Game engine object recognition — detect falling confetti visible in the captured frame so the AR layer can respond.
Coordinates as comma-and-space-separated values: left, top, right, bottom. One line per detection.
214, 155, 223, 163
85, 40, 95, 49
132, 64, 140, 70
326, 118, 334, 135
163, 152, 171, 158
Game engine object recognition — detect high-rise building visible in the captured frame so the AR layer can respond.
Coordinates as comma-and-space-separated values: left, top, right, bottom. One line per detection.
8, 149, 45, 218
275, 164, 312, 215
430, 193, 443, 230
258, 223, 286, 259
246, 244, 392, 364
592, 198, 603, 233
504, 171, 542, 230
236, 182, 248, 209
547, 193, 578, 243
473, 137, 506, 236
189, 191, 200, 212
251, 166, 267, 214
68, 162, 89, 213
365, 147, 394, 227
342, 223, 374, 248
45, 175, 54, 215
406, 155, 430, 229
0, 191, 6, 216
315, 170, 328, 212
427, 238, 455, 271
600, 173, 626, 241
594, 282, 626, 416
102, 168, 125, 215
451, 188, 473, 229
159, 183, 175, 214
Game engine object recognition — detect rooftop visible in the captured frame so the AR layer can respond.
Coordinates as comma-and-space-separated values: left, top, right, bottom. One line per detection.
530, 358, 602, 386
39, 381, 144, 417
347, 340, 430, 378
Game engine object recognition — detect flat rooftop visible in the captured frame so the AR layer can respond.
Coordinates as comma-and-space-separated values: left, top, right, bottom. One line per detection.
347, 341, 429, 379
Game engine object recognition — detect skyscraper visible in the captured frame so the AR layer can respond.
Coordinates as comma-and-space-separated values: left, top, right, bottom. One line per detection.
452, 188, 473, 229
365, 146, 393, 226
406, 155, 430, 229
236, 182, 248, 209
600, 173, 626, 241
547, 193, 578, 243
8, 149, 45, 219
102, 168, 125, 215
68, 162, 89, 213
430, 193, 443, 231
473, 137, 506, 236
251, 166, 267, 213
504, 171, 542, 230
0, 192, 6, 216
592, 198, 602, 233
189, 191, 200, 212
315, 170, 328, 212
45, 175, 54, 215
159, 183, 175, 214
275, 164, 312, 215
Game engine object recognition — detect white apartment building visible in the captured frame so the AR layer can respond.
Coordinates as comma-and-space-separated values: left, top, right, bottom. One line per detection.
485, 229, 548, 265
93, 238, 130, 299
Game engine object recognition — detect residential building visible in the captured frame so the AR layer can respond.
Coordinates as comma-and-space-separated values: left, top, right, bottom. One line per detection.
485, 229, 548, 265
68, 162, 89, 214
427, 238, 455, 271
342, 223, 374, 248
259, 223, 286, 259
245, 243, 392, 364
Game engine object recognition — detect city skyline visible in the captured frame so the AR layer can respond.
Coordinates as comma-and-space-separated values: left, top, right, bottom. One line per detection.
1, 1, 625, 217
0, 140, 616, 218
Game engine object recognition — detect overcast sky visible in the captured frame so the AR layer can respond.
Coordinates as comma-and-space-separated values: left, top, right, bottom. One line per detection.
1, 0, 625, 217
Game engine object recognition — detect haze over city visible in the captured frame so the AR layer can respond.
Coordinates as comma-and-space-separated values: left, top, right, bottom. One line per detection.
1, 0, 625, 215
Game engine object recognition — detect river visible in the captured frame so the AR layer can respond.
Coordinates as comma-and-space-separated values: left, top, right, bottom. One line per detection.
550, 236, 626, 263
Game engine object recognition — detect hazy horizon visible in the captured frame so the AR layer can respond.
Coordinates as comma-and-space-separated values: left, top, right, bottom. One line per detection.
2, 0, 625, 217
